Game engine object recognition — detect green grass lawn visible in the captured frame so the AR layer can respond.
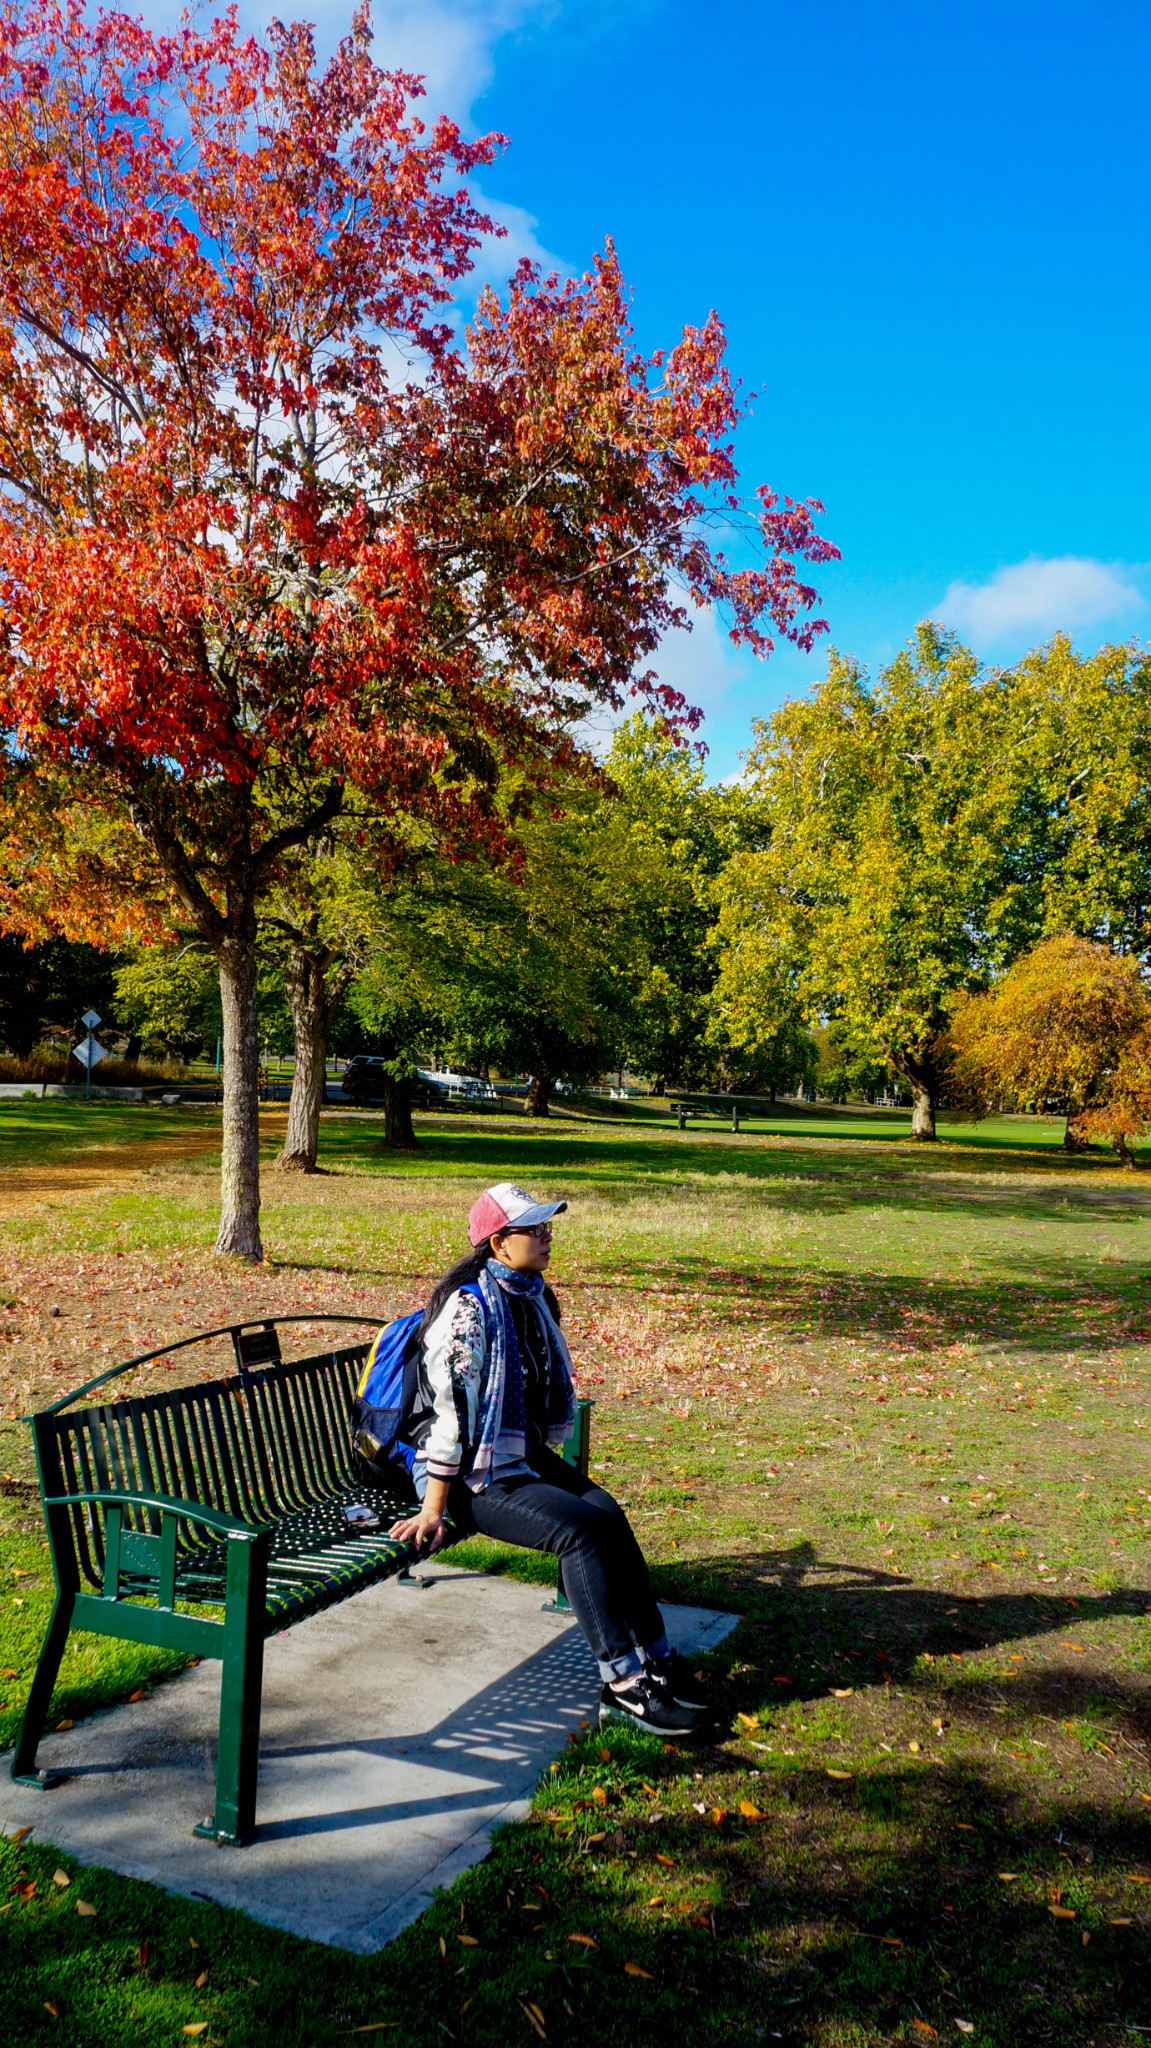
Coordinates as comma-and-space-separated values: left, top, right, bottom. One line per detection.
3, 1104, 1151, 2045
0, 1097, 214, 1171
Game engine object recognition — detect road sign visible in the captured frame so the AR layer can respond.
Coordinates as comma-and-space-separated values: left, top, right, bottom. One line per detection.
81, 1008, 101, 1030
72, 1037, 108, 1070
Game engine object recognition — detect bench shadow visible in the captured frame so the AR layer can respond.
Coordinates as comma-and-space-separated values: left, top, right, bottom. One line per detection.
253, 1617, 600, 1843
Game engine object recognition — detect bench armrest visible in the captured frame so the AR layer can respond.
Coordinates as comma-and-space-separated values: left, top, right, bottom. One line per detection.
42, 1488, 265, 1540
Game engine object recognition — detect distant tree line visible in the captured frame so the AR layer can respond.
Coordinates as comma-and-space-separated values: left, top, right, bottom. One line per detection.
12, 626, 1151, 1168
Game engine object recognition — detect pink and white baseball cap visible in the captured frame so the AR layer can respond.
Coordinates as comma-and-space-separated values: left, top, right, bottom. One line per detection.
468, 1181, 568, 1247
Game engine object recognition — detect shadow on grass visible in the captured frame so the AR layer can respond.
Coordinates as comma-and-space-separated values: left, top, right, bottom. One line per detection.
3, 1541, 1151, 2045
589, 1250, 1151, 1360
659, 1540, 1149, 1681
312, 1119, 1139, 1199
514, 1755, 1151, 2045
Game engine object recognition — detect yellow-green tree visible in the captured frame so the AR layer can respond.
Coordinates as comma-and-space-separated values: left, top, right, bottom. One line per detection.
1009, 637, 1151, 956
712, 626, 1039, 1138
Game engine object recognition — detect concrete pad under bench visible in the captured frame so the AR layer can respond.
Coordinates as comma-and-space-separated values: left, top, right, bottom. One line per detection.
2, 1566, 737, 1952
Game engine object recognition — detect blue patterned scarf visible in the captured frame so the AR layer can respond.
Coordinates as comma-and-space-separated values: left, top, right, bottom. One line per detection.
468, 1260, 577, 1487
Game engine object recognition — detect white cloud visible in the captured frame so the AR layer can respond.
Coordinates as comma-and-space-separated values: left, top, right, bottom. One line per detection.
645, 605, 746, 723
935, 556, 1146, 645
575, 604, 747, 757
468, 189, 565, 290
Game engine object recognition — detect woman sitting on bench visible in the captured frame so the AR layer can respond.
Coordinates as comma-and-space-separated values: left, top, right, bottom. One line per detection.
388, 1182, 710, 1736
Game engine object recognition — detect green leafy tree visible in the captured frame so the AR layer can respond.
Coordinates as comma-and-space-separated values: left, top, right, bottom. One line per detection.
114, 948, 221, 1063
606, 716, 747, 1092
1008, 637, 1151, 957
342, 773, 663, 1120
712, 627, 1042, 1139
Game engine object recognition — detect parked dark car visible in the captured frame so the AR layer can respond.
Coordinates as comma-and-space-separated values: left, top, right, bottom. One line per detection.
340, 1057, 448, 1109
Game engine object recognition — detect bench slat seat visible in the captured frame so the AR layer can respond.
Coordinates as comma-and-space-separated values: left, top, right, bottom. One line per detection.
10, 1320, 591, 1848
113, 1495, 417, 1629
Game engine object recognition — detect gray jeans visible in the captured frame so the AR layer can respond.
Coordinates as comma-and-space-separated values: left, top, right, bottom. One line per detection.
455, 1447, 670, 1681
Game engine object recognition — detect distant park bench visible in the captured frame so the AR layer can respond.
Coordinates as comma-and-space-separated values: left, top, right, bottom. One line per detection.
11, 1319, 591, 1845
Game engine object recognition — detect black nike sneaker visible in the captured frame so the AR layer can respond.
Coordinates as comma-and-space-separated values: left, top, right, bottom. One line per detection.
644, 1651, 710, 1714
599, 1671, 702, 1737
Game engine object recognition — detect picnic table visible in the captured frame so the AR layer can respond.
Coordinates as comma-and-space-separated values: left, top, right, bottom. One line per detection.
10, 1317, 591, 1845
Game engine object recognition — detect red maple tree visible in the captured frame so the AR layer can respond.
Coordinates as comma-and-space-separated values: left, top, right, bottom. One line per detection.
0, 2, 836, 1257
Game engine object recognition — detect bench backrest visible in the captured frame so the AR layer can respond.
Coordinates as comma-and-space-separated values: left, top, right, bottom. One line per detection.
33, 1346, 368, 1591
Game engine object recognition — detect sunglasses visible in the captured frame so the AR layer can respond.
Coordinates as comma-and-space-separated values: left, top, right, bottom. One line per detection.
502, 1223, 554, 1242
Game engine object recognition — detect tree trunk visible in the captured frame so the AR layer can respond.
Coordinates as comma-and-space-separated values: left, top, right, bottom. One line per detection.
890, 1045, 939, 1141
383, 1073, 418, 1150
279, 945, 333, 1172
909, 1082, 936, 1139
525, 1071, 552, 1117
215, 925, 263, 1259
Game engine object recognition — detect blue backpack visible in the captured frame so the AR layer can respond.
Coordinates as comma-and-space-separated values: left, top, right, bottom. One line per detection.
352, 1283, 488, 1481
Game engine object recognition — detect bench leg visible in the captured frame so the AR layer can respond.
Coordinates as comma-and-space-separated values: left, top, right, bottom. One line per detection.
541, 1560, 572, 1615
396, 1561, 432, 1590
11, 1590, 76, 1789
195, 1535, 266, 1846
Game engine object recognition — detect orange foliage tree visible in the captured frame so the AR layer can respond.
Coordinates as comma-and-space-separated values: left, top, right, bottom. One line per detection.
0, 3, 835, 1256
946, 934, 1151, 1159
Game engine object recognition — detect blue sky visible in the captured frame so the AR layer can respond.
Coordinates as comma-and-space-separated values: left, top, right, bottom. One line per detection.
183, 0, 1151, 774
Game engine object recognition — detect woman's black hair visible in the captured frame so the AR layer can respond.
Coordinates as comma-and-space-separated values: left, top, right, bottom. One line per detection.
419, 1238, 562, 1338
419, 1241, 492, 1339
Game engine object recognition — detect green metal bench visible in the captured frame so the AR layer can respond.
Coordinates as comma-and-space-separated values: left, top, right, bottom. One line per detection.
11, 1316, 591, 1846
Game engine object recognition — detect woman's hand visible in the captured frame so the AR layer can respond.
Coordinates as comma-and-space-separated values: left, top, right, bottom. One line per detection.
389, 1505, 448, 1553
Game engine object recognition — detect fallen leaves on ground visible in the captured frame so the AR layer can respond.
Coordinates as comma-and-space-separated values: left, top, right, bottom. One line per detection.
52, 1869, 69, 1888
520, 2000, 546, 2039
76, 1899, 97, 1917
567, 1933, 597, 1948
624, 1961, 654, 1979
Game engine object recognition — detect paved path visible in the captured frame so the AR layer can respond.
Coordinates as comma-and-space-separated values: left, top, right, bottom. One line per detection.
1, 1566, 737, 1951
